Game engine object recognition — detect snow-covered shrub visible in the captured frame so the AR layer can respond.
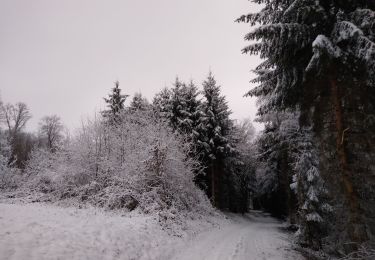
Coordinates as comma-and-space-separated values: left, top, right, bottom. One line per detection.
24, 110, 213, 217
0, 165, 21, 191
24, 148, 65, 193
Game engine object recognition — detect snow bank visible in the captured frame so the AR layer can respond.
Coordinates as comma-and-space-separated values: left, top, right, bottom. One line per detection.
0, 202, 221, 260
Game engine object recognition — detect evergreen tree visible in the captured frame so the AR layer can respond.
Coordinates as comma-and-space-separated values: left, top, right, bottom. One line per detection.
153, 79, 203, 146
238, 0, 375, 251
198, 72, 233, 207
130, 93, 149, 111
254, 112, 297, 220
153, 87, 172, 119
255, 118, 282, 204
178, 80, 202, 143
290, 126, 332, 249
222, 119, 256, 213
103, 81, 128, 121
169, 78, 187, 131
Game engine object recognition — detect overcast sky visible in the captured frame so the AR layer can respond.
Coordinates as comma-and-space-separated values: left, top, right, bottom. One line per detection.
0, 0, 262, 132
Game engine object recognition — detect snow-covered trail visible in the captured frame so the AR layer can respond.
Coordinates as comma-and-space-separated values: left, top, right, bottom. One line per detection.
172, 212, 303, 260
0, 203, 302, 260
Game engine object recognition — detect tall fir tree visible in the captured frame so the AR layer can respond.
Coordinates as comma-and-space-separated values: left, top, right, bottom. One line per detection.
153, 79, 203, 146
198, 72, 233, 207
103, 81, 129, 121
153, 87, 172, 119
238, 0, 375, 251
169, 78, 187, 131
178, 80, 202, 143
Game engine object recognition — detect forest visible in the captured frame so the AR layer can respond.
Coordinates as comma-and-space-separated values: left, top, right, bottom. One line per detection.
1, 0, 375, 260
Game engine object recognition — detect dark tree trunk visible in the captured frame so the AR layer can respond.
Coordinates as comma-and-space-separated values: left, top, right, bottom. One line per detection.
330, 78, 368, 247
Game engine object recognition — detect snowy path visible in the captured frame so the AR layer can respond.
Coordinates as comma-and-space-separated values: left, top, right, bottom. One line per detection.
0, 203, 303, 260
172, 212, 303, 260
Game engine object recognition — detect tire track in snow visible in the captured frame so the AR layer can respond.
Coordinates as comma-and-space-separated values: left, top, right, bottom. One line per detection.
172, 212, 304, 260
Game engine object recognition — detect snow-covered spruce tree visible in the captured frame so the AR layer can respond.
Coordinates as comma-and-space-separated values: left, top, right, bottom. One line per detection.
254, 112, 298, 220
152, 80, 208, 190
168, 77, 204, 139
254, 110, 330, 248
102, 81, 129, 122
198, 72, 233, 208
222, 118, 256, 213
178, 80, 202, 142
254, 116, 284, 213
238, 0, 375, 251
168, 78, 186, 131
130, 93, 150, 111
276, 111, 332, 249
289, 126, 332, 250
158, 79, 203, 139
152, 87, 172, 119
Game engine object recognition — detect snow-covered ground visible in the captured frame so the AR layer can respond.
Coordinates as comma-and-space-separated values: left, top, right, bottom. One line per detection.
173, 212, 303, 260
0, 203, 303, 260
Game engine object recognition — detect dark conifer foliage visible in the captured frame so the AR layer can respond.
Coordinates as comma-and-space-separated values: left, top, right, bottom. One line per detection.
103, 81, 129, 121
239, 0, 375, 253
152, 73, 253, 210
196, 72, 234, 208
130, 93, 150, 111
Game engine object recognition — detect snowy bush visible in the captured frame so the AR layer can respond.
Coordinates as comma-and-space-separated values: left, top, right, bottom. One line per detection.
23, 110, 213, 217
0, 166, 21, 191
24, 148, 68, 193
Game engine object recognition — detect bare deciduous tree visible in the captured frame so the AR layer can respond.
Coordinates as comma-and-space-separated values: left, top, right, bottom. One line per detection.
38, 115, 64, 152
1, 102, 31, 138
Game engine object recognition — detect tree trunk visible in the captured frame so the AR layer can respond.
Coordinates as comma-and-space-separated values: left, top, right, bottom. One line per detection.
211, 163, 216, 207
330, 78, 368, 247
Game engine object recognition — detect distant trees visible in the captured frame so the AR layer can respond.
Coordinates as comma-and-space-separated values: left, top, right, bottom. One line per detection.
0, 99, 67, 170
18, 78, 254, 216
130, 93, 149, 111
0, 78, 257, 222
153, 88, 172, 118
1, 102, 31, 140
221, 118, 256, 213
152, 73, 252, 210
0, 102, 32, 168
38, 115, 64, 152
0, 98, 11, 172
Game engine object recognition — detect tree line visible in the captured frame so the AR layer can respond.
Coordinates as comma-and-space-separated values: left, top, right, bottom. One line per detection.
105, 74, 256, 212
1, 0, 374, 257
0, 100, 65, 169
0, 72, 256, 215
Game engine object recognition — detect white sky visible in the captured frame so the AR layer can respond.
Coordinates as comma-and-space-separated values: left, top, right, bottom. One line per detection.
0, 0, 262, 132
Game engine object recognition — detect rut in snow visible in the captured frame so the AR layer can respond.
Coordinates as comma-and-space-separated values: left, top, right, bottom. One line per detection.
171, 211, 303, 260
